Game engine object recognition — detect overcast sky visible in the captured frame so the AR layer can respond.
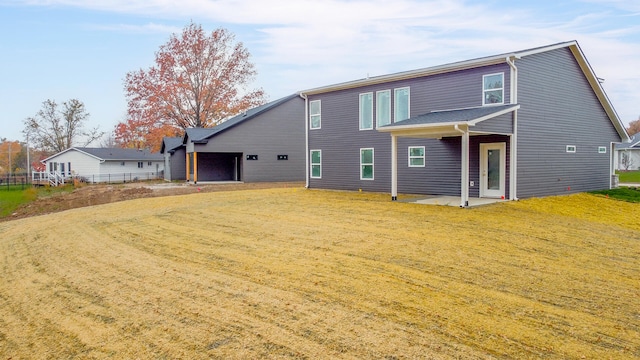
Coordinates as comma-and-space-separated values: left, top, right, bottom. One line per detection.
1, 0, 638, 143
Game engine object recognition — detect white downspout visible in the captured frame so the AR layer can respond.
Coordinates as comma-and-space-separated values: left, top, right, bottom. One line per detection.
506, 56, 519, 201
300, 93, 309, 188
391, 134, 398, 201
454, 124, 469, 207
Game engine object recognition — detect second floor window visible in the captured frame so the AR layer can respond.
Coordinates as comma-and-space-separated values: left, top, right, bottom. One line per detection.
394, 87, 410, 122
138, 162, 144, 168
359, 93, 373, 130
483, 73, 504, 105
310, 100, 321, 129
376, 90, 391, 127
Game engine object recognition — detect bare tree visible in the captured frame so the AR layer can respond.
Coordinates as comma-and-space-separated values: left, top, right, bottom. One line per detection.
23, 99, 104, 154
620, 152, 634, 171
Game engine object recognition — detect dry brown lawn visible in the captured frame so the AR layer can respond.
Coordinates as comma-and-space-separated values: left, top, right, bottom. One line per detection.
0, 187, 639, 359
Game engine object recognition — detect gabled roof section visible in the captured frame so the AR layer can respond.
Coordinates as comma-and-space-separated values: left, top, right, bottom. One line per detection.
300, 40, 629, 142
616, 134, 640, 149
183, 94, 299, 144
76, 147, 163, 161
161, 137, 184, 154
42, 147, 163, 163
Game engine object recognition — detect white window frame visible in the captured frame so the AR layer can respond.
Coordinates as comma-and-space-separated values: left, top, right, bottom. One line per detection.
359, 92, 374, 130
310, 149, 322, 178
408, 146, 425, 167
598, 146, 607, 154
482, 73, 504, 106
376, 89, 391, 128
360, 148, 374, 180
309, 100, 321, 130
566, 145, 577, 153
394, 87, 410, 122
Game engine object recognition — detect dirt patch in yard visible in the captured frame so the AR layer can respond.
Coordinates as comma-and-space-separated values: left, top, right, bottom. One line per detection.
3, 181, 303, 221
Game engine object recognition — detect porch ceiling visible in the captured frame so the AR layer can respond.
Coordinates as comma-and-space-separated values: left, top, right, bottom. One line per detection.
378, 104, 519, 138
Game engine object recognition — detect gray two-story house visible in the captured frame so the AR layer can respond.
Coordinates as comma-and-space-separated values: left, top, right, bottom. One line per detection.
300, 41, 629, 206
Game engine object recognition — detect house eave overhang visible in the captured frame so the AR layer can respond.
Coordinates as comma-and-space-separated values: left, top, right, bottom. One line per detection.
41, 147, 104, 163
566, 43, 630, 143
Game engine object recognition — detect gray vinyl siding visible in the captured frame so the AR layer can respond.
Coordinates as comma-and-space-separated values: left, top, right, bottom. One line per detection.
308, 63, 511, 194
473, 113, 513, 134
516, 47, 620, 197
194, 96, 305, 182
168, 147, 186, 181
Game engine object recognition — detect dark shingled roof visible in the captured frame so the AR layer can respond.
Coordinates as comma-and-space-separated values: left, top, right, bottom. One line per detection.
616, 134, 639, 149
75, 147, 163, 161
184, 94, 298, 143
161, 137, 183, 154
381, 104, 519, 128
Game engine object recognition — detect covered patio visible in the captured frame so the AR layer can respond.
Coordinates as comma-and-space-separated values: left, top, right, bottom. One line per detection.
378, 104, 520, 207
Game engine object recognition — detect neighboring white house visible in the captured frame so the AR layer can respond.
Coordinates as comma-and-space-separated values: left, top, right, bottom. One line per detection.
615, 134, 640, 171
40, 147, 164, 184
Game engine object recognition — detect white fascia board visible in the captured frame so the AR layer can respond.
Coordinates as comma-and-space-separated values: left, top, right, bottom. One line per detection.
568, 44, 629, 142
41, 147, 103, 163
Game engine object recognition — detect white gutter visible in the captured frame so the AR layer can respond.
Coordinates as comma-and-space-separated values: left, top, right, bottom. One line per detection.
299, 92, 309, 188
506, 56, 519, 201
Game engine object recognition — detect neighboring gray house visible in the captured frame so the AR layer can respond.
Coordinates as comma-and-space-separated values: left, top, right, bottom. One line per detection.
165, 94, 305, 183
615, 134, 640, 171
160, 136, 186, 181
40, 147, 164, 184
300, 41, 630, 206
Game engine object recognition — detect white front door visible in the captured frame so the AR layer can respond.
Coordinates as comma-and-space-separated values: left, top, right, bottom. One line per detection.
480, 143, 506, 198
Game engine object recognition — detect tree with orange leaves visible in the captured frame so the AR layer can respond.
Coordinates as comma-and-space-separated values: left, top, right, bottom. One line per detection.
117, 23, 266, 150
627, 117, 640, 136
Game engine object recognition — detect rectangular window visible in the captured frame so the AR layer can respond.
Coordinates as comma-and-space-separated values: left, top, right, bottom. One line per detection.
60, 162, 65, 174
120, 161, 125, 166
408, 146, 425, 167
483, 73, 504, 105
394, 87, 410, 122
360, 148, 374, 180
309, 100, 321, 129
148, 161, 152, 166
566, 145, 577, 153
68, 162, 71, 175
376, 90, 391, 127
310, 150, 321, 178
598, 146, 607, 154
359, 92, 373, 130
138, 162, 143, 168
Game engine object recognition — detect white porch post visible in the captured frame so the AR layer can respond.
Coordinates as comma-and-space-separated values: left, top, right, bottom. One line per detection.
391, 134, 398, 201
460, 130, 469, 207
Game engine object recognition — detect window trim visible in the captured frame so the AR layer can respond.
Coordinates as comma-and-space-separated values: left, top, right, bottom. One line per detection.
359, 92, 374, 130
566, 145, 577, 153
309, 100, 321, 130
598, 146, 607, 154
394, 87, 410, 123
408, 146, 426, 167
310, 149, 322, 179
482, 72, 505, 106
360, 148, 374, 180
376, 89, 391, 128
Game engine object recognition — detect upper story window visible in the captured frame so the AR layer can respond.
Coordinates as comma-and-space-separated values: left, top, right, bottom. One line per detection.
359, 93, 373, 130
483, 73, 504, 105
310, 100, 321, 129
137, 162, 144, 168
394, 87, 410, 122
376, 90, 391, 127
